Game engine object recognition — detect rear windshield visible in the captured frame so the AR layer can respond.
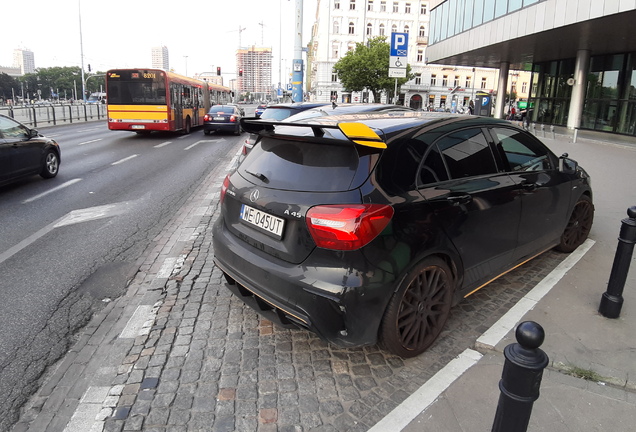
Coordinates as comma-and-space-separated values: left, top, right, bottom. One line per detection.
239, 137, 360, 192
209, 106, 234, 113
259, 108, 294, 121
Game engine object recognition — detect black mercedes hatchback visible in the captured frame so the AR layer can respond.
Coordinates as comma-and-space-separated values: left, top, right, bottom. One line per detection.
213, 112, 593, 357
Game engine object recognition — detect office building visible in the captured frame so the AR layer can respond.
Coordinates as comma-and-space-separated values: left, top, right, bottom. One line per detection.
13, 49, 35, 75
427, 0, 636, 136
236, 47, 272, 99
151, 46, 169, 70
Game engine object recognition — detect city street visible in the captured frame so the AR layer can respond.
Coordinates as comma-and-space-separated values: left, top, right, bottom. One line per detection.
0, 120, 242, 430
10, 118, 632, 431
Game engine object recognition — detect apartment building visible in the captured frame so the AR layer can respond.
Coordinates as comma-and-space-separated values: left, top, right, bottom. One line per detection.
236, 47, 273, 100
151, 46, 169, 70
13, 49, 35, 75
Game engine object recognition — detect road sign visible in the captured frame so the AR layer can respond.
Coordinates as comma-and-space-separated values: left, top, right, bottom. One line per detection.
389, 68, 407, 78
390, 32, 409, 58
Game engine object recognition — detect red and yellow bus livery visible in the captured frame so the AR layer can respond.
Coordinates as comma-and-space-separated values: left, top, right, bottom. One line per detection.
106, 68, 232, 134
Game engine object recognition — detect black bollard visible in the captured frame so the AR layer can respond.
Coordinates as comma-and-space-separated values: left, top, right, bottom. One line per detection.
492, 321, 549, 432
599, 206, 636, 318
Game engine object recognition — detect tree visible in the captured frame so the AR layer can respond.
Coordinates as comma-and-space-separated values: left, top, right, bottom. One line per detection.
0, 73, 20, 102
333, 36, 414, 103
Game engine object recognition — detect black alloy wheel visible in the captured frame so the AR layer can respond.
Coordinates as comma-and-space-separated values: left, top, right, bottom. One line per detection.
40, 150, 59, 178
556, 195, 594, 253
380, 257, 455, 358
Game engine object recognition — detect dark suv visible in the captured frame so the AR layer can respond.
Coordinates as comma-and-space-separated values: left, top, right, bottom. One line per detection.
213, 112, 593, 357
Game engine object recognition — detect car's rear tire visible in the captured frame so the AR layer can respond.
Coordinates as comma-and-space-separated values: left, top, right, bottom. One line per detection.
204, 130, 210, 135
40, 150, 59, 179
379, 256, 455, 358
555, 195, 594, 253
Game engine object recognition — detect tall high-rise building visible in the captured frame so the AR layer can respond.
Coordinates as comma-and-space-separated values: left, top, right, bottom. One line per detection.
13, 49, 35, 74
151, 46, 169, 70
308, 0, 496, 110
236, 47, 272, 98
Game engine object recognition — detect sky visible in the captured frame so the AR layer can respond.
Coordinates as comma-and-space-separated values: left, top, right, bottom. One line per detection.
2, 0, 318, 86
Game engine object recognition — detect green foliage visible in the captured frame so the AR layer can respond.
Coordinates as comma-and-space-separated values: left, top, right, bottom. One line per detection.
333, 36, 414, 102
0, 73, 20, 100
17, 67, 106, 100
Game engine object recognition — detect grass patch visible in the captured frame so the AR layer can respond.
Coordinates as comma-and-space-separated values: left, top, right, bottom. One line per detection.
566, 365, 603, 382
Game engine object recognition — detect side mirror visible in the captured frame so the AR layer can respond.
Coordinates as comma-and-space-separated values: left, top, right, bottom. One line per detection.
559, 154, 578, 174
28, 128, 40, 139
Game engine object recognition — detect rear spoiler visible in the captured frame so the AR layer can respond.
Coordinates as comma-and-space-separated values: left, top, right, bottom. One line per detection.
240, 118, 387, 149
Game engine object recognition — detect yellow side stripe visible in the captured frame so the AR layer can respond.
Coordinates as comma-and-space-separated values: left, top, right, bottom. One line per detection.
338, 122, 387, 149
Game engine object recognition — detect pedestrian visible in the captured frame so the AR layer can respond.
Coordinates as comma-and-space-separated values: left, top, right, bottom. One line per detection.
469, 100, 474, 115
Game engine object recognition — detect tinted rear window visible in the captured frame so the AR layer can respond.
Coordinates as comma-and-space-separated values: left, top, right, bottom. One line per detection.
209, 106, 234, 113
238, 137, 360, 192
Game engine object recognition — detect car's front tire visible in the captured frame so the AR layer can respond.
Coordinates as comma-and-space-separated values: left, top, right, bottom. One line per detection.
555, 195, 594, 253
40, 150, 59, 179
379, 256, 455, 358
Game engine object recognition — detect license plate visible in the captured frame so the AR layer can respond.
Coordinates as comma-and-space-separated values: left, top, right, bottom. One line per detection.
213, 116, 225, 121
240, 204, 285, 239
131, 125, 145, 129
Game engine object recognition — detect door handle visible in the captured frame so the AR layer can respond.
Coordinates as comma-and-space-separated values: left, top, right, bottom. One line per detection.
446, 194, 472, 206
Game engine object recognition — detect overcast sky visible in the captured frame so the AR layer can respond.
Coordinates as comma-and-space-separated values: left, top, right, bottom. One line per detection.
2, 0, 318, 86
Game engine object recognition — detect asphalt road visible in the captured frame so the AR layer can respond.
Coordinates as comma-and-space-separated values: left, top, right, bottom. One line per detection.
0, 119, 244, 427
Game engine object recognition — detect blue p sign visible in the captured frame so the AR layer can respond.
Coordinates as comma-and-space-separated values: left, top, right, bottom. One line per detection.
390, 32, 409, 57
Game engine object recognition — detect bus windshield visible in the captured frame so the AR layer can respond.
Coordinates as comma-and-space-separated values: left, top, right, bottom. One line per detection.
107, 70, 166, 105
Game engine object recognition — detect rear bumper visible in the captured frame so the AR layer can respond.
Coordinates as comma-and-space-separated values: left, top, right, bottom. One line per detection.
212, 218, 397, 348
204, 122, 237, 133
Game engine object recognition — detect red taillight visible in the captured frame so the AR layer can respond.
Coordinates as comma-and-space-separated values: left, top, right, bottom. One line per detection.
204, 114, 211, 121
220, 174, 231, 205
306, 204, 394, 250
230, 115, 237, 122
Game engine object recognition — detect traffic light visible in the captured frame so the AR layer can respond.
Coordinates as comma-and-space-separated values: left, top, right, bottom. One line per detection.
88, 64, 91, 72
239, 68, 243, 77
217, 67, 221, 76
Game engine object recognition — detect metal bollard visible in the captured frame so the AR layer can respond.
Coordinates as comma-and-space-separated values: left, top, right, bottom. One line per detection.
541, 124, 545, 137
492, 321, 549, 432
531, 123, 536, 135
599, 206, 636, 318
550, 125, 555, 139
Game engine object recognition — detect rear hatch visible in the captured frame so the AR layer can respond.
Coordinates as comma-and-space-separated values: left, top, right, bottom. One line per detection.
221, 124, 381, 264
205, 106, 235, 122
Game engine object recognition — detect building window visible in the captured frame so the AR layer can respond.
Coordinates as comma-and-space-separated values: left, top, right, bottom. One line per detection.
431, 74, 436, 86
332, 44, 339, 59
405, 2, 411, 13
419, 26, 426, 37
404, 25, 409, 33
392, 24, 397, 33
349, 22, 355, 34
381, 0, 387, 11
442, 75, 448, 86
420, 2, 427, 14
481, 77, 487, 89
393, 2, 399, 12
522, 82, 528, 93
332, 70, 338, 82
465, 76, 472, 88
333, 21, 340, 34
350, 0, 356, 10
415, 76, 422, 85
417, 49, 423, 62
335, 0, 340, 9
331, 90, 338, 101
454, 75, 460, 87
379, 23, 385, 35
348, 43, 356, 52
366, 23, 373, 35
368, 0, 374, 11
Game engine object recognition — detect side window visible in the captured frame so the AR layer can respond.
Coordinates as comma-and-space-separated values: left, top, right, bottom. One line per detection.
418, 144, 449, 186
0, 116, 28, 139
436, 128, 498, 178
492, 127, 552, 171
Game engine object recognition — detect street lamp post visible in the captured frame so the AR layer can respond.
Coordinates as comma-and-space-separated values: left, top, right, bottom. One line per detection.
78, 0, 87, 102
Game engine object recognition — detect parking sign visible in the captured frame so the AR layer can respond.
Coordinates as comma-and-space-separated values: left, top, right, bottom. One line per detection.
390, 32, 409, 57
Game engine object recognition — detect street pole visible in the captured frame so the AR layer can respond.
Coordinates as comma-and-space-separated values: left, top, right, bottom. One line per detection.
291, 0, 304, 102
78, 0, 86, 103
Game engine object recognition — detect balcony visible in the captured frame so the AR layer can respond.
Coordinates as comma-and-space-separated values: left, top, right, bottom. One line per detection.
401, 83, 431, 92
416, 36, 429, 45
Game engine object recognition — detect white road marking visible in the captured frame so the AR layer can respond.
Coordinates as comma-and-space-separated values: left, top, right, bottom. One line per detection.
368, 349, 483, 432
184, 139, 220, 150
78, 138, 102, 146
111, 154, 138, 165
0, 202, 129, 265
154, 141, 172, 148
22, 178, 82, 204
78, 127, 101, 132
368, 238, 595, 432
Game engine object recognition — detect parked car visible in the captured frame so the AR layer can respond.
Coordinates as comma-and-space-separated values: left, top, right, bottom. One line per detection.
213, 112, 593, 358
254, 103, 268, 118
203, 105, 243, 135
0, 114, 61, 187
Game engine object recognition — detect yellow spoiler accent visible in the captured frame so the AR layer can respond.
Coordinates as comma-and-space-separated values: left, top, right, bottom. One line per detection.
338, 122, 387, 149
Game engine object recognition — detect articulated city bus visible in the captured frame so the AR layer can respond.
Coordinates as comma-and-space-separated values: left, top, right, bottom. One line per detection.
106, 68, 232, 134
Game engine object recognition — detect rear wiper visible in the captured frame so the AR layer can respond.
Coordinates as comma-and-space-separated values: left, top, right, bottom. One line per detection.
245, 169, 268, 183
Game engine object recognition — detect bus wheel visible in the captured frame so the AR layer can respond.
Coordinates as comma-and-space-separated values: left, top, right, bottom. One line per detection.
183, 117, 191, 134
